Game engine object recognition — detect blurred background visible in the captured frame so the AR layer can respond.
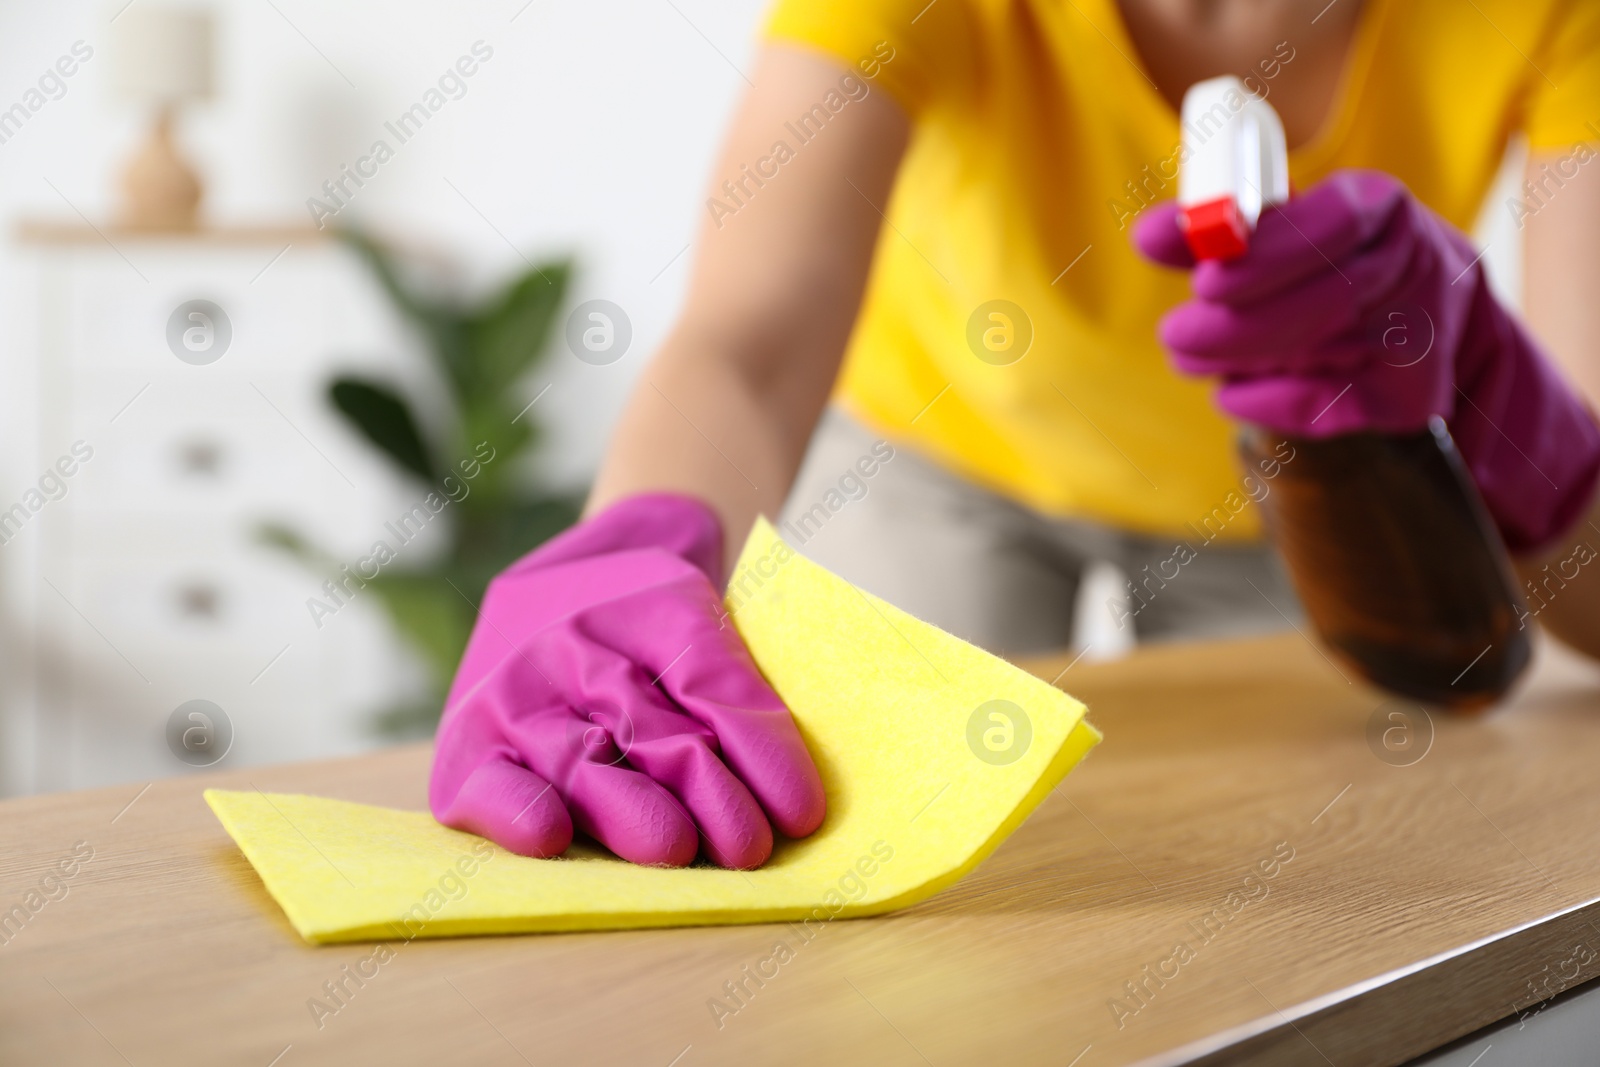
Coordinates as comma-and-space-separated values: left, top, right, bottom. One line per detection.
0, 0, 1528, 797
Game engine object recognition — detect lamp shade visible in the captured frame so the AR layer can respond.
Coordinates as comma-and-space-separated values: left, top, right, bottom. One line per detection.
110, 7, 215, 104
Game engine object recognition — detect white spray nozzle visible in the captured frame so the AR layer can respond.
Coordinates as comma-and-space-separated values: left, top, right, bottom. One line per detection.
1177, 75, 1290, 260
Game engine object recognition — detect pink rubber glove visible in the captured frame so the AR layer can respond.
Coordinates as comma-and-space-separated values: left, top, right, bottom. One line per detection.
429, 493, 826, 869
1133, 169, 1600, 553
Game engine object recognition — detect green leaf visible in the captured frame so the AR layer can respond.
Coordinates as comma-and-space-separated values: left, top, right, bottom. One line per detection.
364, 572, 478, 689
467, 260, 571, 398
337, 229, 477, 399
454, 493, 582, 574
329, 377, 437, 482
369, 698, 448, 739
451, 406, 531, 504
336, 229, 443, 327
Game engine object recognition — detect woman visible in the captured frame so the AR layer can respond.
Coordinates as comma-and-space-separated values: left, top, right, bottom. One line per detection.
429, 0, 1600, 869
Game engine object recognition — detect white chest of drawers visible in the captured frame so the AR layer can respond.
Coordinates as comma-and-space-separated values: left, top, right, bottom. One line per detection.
2, 224, 428, 795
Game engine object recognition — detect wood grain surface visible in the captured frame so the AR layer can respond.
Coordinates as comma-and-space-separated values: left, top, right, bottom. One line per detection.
3, 632, 1599, 1067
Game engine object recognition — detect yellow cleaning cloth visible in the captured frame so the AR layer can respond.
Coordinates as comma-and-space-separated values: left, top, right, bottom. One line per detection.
207, 518, 1100, 943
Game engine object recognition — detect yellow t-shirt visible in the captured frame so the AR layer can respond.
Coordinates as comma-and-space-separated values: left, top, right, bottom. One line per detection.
764, 0, 1600, 541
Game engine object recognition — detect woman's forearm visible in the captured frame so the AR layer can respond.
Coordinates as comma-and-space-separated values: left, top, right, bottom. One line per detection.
587, 327, 833, 572
583, 44, 910, 571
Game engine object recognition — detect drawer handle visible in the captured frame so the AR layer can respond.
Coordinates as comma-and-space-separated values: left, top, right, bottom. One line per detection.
176, 439, 224, 477
175, 582, 222, 620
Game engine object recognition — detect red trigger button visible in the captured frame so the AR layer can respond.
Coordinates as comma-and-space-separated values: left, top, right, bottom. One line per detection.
1179, 197, 1250, 261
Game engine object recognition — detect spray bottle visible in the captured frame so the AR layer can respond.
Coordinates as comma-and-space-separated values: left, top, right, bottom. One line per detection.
1176, 76, 1530, 708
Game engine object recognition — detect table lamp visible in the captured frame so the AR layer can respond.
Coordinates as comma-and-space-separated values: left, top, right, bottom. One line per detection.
110, 7, 215, 230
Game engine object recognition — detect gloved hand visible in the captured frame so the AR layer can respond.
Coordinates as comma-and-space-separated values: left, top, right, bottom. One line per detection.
1133, 169, 1600, 553
429, 493, 826, 869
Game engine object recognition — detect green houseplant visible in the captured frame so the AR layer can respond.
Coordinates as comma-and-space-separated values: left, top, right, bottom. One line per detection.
262, 231, 582, 735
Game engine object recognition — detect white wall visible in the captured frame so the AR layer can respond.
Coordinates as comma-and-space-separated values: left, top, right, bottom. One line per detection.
0, 0, 770, 490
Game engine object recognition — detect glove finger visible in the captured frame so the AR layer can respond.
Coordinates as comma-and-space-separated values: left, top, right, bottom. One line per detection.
1215, 374, 1355, 437
628, 596, 827, 841
1161, 228, 1423, 371
1160, 289, 1352, 369
619, 710, 776, 869
496, 695, 704, 867
563, 642, 777, 869
640, 607, 825, 844
1131, 200, 1197, 270
1192, 171, 1409, 305
431, 756, 573, 859
557, 752, 704, 867
1216, 367, 1439, 438
1167, 329, 1378, 380
1196, 193, 1420, 310
665, 652, 825, 842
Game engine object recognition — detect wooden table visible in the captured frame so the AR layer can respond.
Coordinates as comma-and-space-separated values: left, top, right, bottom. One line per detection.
3, 633, 1599, 1066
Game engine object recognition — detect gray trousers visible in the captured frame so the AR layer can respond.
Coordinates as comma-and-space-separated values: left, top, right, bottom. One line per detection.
779, 409, 1301, 656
